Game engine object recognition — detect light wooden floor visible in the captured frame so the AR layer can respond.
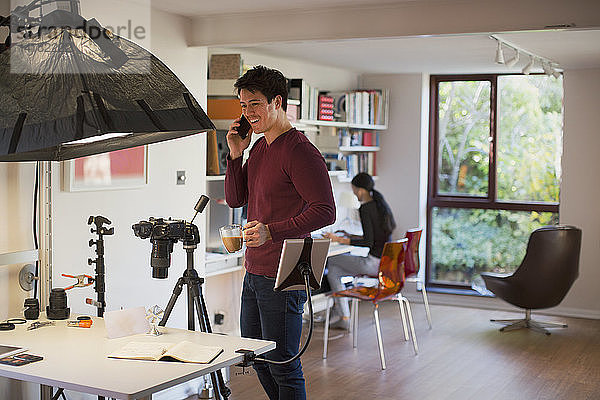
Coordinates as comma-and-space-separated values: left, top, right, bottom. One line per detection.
219, 301, 600, 400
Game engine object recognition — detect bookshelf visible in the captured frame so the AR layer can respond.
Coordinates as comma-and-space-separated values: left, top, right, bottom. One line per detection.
339, 146, 380, 152
287, 81, 388, 182
207, 78, 388, 184
311, 124, 384, 182
297, 119, 387, 130
206, 79, 244, 276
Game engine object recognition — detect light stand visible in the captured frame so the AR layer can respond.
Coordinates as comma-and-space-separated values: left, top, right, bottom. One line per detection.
51, 215, 113, 400
87, 215, 114, 318
157, 196, 231, 400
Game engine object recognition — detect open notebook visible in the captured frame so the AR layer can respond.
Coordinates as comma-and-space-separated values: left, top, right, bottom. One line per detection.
108, 341, 223, 364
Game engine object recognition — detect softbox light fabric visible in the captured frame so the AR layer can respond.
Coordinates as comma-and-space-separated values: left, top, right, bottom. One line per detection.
0, 9, 215, 161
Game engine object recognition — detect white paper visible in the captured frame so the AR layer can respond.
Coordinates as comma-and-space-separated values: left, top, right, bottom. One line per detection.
104, 306, 150, 339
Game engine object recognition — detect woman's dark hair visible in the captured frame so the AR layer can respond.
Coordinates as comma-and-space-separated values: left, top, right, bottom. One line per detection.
351, 172, 396, 235
234, 65, 288, 111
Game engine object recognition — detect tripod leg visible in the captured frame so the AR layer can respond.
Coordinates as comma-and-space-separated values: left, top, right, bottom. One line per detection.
50, 388, 66, 400
190, 283, 231, 400
192, 287, 208, 333
187, 280, 195, 331
158, 277, 185, 327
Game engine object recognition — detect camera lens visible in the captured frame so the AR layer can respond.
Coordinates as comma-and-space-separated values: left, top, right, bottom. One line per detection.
24, 298, 40, 320
151, 240, 173, 279
47, 288, 70, 320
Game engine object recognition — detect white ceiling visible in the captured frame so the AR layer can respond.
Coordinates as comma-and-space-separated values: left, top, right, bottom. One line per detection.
152, 0, 600, 74
234, 30, 600, 74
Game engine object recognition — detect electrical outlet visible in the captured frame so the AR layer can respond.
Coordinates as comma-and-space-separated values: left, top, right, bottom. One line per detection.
177, 170, 186, 185
214, 311, 225, 325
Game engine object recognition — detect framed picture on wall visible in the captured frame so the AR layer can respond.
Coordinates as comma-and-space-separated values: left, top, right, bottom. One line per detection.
62, 146, 148, 192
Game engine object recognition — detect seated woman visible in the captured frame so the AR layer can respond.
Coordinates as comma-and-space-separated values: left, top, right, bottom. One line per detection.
323, 172, 396, 329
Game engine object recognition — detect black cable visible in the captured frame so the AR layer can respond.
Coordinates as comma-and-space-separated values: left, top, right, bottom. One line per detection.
0, 323, 15, 331
33, 162, 39, 300
254, 273, 314, 365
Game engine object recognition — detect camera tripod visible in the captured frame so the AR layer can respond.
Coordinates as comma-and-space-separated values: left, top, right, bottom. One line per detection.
158, 239, 231, 400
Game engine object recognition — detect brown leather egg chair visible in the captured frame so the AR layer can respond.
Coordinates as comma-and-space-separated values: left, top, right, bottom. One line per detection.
481, 225, 582, 335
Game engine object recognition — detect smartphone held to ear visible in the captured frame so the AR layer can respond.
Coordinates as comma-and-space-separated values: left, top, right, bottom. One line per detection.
236, 115, 251, 139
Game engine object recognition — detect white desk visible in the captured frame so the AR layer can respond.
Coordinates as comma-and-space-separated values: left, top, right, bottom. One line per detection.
0, 316, 274, 399
326, 242, 355, 257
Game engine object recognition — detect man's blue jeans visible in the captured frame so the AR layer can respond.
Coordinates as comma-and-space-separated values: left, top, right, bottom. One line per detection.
240, 272, 307, 400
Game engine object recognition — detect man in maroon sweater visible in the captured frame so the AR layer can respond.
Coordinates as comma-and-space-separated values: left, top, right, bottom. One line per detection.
225, 66, 335, 400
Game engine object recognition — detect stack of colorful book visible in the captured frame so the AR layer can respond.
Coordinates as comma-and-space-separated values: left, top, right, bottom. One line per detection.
318, 94, 334, 121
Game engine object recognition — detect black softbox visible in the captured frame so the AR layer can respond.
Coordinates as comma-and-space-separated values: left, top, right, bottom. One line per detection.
0, 9, 215, 161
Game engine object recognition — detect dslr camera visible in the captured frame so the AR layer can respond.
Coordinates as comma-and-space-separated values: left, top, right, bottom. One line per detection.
132, 217, 200, 279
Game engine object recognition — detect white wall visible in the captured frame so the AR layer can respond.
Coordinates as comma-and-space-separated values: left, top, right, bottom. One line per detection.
359, 74, 423, 238
0, 164, 37, 314
559, 68, 600, 316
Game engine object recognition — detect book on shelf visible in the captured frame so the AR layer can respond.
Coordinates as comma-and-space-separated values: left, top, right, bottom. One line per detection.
288, 83, 386, 126
311, 87, 319, 120
330, 91, 347, 122
289, 78, 321, 121
108, 340, 223, 364
345, 89, 386, 126
368, 152, 376, 176
289, 79, 309, 120
362, 131, 379, 146
344, 152, 376, 179
350, 131, 362, 146
318, 94, 335, 121
336, 130, 379, 147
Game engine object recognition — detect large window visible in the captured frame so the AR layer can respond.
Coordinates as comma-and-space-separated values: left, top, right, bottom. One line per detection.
427, 74, 563, 290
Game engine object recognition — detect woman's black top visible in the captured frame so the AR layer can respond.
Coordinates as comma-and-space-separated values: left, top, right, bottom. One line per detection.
349, 200, 390, 258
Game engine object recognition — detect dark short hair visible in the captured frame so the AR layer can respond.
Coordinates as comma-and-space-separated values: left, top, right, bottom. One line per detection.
234, 65, 288, 111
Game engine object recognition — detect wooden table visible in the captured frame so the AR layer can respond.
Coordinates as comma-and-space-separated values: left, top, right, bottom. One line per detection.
0, 316, 274, 399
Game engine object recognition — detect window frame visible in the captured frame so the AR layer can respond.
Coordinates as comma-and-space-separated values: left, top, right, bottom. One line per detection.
426, 74, 560, 291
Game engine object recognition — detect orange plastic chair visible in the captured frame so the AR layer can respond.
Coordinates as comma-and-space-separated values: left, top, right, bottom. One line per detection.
323, 239, 418, 369
404, 228, 432, 330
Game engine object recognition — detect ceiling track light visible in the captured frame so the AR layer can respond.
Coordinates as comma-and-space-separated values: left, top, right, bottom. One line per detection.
495, 40, 505, 64
542, 62, 551, 75
522, 56, 535, 75
490, 35, 561, 76
505, 49, 520, 68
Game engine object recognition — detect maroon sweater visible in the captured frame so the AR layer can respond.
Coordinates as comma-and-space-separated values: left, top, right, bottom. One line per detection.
225, 128, 336, 277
